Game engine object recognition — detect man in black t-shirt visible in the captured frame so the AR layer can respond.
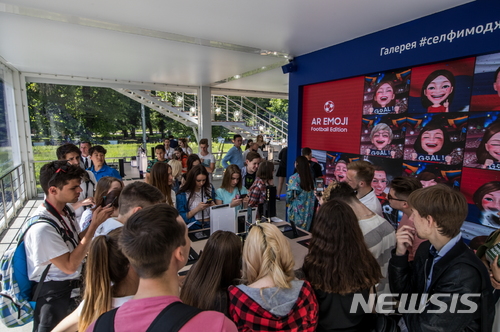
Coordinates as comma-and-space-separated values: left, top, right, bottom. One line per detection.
242, 151, 261, 189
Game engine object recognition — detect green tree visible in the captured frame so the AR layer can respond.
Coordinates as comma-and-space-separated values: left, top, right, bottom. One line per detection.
267, 99, 288, 120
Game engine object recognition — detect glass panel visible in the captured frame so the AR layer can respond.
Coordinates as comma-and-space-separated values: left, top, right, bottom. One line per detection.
0, 76, 14, 176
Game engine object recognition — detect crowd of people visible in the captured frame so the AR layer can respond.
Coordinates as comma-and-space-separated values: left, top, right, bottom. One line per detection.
18, 135, 500, 331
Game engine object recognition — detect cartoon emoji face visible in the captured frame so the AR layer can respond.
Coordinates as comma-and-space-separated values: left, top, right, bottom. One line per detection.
375, 83, 395, 107
424, 75, 453, 106
421, 129, 444, 155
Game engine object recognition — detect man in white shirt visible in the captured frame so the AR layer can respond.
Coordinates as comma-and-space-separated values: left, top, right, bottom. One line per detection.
24, 161, 113, 331
56, 143, 96, 223
164, 138, 176, 160
346, 160, 383, 216
197, 138, 216, 175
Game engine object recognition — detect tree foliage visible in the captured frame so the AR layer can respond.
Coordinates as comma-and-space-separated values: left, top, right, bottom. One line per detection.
27, 83, 288, 143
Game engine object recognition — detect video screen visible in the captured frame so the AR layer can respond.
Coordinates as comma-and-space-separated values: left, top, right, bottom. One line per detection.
301, 52, 500, 238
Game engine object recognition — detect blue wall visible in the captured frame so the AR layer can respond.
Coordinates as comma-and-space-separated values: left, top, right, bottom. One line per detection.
287, 0, 500, 175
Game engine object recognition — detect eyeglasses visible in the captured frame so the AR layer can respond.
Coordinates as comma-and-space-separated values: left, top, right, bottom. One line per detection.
387, 193, 406, 202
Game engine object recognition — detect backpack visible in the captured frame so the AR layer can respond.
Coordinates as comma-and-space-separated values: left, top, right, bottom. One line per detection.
93, 301, 201, 332
0, 216, 62, 327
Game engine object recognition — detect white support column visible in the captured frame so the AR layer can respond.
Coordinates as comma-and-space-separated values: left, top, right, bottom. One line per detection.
16, 73, 36, 198
198, 86, 212, 151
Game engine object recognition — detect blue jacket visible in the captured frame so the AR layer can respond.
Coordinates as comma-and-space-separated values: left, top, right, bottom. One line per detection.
176, 186, 216, 229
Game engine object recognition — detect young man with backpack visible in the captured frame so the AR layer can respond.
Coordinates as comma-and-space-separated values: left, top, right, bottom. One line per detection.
87, 204, 237, 332
56, 143, 96, 223
24, 161, 113, 331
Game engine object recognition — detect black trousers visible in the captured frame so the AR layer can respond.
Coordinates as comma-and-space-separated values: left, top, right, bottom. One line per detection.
32, 280, 80, 332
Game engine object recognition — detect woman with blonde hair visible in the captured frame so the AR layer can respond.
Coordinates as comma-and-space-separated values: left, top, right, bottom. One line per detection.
52, 228, 138, 332
228, 223, 318, 331
148, 162, 176, 206
256, 134, 266, 151
168, 158, 183, 193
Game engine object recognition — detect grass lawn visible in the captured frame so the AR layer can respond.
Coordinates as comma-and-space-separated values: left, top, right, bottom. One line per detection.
31, 142, 235, 193
32, 142, 235, 162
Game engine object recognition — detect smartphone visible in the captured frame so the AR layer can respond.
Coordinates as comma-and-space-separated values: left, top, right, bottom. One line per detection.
237, 215, 246, 233
205, 198, 214, 204
316, 178, 325, 192
240, 194, 247, 199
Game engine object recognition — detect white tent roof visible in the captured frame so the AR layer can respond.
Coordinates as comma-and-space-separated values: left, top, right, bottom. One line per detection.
0, 0, 472, 96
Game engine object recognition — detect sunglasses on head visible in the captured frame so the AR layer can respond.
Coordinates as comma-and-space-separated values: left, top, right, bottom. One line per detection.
48, 166, 69, 188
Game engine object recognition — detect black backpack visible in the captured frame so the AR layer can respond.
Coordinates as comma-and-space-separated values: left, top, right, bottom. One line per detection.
93, 301, 202, 332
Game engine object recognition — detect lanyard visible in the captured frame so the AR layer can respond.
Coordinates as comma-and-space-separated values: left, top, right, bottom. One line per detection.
43, 200, 79, 248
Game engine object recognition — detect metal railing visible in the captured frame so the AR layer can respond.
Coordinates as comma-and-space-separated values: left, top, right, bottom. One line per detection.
0, 164, 27, 231
212, 95, 288, 141
116, 90, 288, 141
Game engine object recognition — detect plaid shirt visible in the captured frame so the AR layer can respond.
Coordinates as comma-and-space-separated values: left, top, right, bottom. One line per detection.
247, 178, 267, 207
228, 281, 318, 332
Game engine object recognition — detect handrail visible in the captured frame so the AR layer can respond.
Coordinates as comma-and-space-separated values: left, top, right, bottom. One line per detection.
223, 97, 287, 139
241, 96, 288, 125
0, 164, 27, 231
0, 164, 22, 181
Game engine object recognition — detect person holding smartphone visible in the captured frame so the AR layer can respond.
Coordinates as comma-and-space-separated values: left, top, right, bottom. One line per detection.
177, 164, 216, 229
286, 156, 316, 231
215, 165, 249, 213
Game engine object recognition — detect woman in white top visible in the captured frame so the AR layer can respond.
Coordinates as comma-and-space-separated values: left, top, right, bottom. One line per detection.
93, 187, 123, 238
80, 176, 123, 231
53, 228, 138, 332
176, 164, 215, 230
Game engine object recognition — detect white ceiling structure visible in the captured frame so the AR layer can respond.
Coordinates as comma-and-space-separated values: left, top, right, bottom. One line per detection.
0, 0, 473, 97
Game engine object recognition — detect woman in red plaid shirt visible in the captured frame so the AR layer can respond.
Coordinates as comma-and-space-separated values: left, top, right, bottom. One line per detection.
247, 161, 275, 219
228, 223, 318, 331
